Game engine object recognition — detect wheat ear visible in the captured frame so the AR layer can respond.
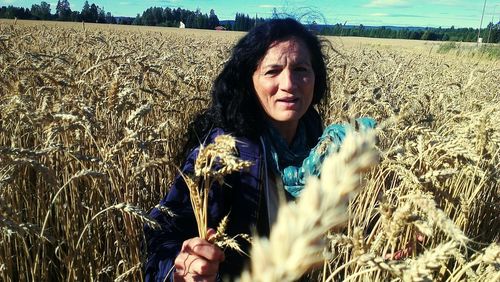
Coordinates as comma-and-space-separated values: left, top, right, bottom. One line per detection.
239, 132, 378, 282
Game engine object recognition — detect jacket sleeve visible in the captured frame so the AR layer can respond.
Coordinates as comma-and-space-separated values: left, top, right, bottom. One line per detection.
143, 147, 196, 282
143, 145, 232, 282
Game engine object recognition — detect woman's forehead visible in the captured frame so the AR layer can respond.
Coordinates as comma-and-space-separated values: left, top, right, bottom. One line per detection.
260, 38, 312, 65
268, 37, 308, 52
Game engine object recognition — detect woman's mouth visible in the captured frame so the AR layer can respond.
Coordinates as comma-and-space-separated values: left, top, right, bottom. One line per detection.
277, 97, 299, 108
277, 97, 299, 103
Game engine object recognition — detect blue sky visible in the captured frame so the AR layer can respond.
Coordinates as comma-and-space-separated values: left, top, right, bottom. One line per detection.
7, 0, 500, 28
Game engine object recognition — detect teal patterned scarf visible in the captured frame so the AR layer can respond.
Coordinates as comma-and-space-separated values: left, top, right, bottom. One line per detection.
263, 116, 376, 198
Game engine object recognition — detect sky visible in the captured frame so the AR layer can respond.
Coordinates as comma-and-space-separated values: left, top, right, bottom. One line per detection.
6, 0, 500, 28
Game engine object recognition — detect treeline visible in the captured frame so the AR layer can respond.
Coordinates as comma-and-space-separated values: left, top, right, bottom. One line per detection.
0, 1, 120, 24
318, 24, 500, 43
0, 1, 264, 30
131, 8, 265, 31
132, 7, 218, 29
232, 13, 266, 31
2, 1, 499, 42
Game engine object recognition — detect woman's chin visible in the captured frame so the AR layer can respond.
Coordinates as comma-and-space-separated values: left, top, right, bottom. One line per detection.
270, 112, 303, 124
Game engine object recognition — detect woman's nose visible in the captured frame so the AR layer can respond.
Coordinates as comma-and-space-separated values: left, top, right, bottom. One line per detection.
279, 70, 297, 92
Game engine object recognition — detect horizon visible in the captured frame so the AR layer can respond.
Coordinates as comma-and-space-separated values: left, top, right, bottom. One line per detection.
5, 0, 500, 29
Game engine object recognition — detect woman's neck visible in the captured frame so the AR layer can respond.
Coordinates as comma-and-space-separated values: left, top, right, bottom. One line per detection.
271, 120, 298, 146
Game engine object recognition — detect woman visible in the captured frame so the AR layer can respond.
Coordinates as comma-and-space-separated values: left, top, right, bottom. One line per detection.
144, 18, 373, 282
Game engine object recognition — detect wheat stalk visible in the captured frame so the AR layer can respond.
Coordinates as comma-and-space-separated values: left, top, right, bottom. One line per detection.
402, 241, 457, 282
2, 22, 498, 281
185, 134, 252, 240
240, 132, 379, 282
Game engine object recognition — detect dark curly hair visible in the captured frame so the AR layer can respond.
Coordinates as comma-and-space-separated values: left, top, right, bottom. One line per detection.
183, 18, 328, 156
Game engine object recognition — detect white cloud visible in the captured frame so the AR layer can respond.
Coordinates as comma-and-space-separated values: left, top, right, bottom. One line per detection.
425, 0, 458, 5
258, 4, 284, 8
162, 0, 182, 3
2, 0, 16, 4
364, 0, 409, 8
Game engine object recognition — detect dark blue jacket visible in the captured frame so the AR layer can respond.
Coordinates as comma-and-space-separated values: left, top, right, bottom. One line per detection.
144, 128, 268, 281
144, 108, 325, 281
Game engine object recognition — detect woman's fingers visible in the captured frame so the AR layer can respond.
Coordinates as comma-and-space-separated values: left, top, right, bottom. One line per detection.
175, 251, 219, 275
384, 233, 426, 260
385, 247, 411, 260
207, 228, 216, 243
181, 237, 225, 262
173, 274, 214, 282
416, 233, 425, 242
173, 236, 225, 281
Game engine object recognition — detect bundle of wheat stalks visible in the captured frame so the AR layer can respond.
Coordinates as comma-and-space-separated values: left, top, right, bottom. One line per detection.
184, 134, 252, 247
0, 21, 498, 281
240, 131, 379, 281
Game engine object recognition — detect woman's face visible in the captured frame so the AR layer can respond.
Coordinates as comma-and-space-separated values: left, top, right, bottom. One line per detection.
252, 37, 315, 132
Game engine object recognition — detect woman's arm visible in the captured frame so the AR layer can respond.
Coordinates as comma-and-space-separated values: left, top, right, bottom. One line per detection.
144, 147, 203, 282
145, 129, 262, 281
144, 138, 232, 281
173, 229, 225, 282
144, 176, 199, 281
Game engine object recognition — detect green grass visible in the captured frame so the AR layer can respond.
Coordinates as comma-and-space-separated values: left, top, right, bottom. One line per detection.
437, 42, 500, 60
437, 42, 459, 53
479, 45, 500, 59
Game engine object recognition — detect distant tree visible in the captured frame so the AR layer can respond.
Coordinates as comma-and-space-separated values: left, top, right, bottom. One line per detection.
163, 7, 172, 25
174, 8, 183, 24
97, 6, 106, 23
421, 30, 431, 40
31, 2, 51, 20
81, 1, 90, 21
492, 27, 500, 43
208, 9, 219, 29
153, 7, 164, 25
398, 28, 410, 39
368, 28, 377, 37
132, 13, 142, 25
89, 3, 98, 22
233, 13, 254, 31
408, 31, 420, 40
195, 10, 202, 28
79, 1, 103, 23
56, 0, 71, 21
128, 6, 244, 30
30, 4, 39, 19
185, 12, 194, 27
202, 14, 209, 28
0, 5, 32, 19
234, 13, 243, 30
119, 17, 133, 25
141, 7, 155, 26
70, 10, 81, 21
466, 32, 475, 42
105, 12, 115, 24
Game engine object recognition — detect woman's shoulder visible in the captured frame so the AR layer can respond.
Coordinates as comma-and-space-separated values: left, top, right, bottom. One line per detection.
192, 128, 262, 161
204, 127, 226, 144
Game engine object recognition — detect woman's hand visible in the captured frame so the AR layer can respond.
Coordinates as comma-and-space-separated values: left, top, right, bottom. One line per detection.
174, 230, 225, 282
384, 233, 425, 260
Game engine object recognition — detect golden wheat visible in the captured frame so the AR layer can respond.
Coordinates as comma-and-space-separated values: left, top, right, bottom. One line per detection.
0, 20, 498, 281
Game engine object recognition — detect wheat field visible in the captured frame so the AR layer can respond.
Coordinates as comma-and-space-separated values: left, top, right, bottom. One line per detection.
0, 20, 499, 281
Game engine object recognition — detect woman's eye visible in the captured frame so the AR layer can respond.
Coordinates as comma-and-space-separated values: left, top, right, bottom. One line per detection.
295, 66, 308, 72
265, 69, 280, 75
